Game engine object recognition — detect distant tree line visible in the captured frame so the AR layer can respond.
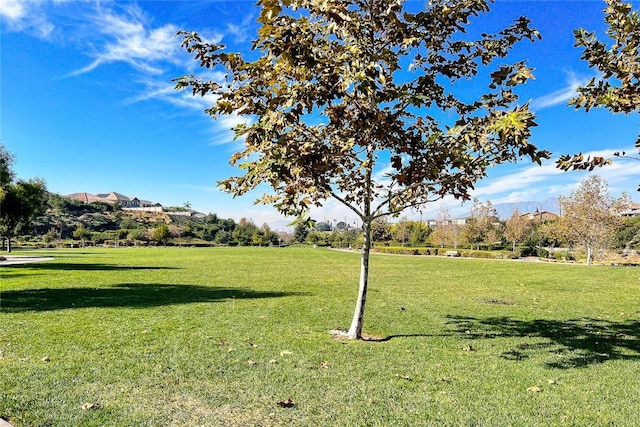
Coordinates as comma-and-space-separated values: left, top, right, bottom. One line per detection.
293, 176, 638, 265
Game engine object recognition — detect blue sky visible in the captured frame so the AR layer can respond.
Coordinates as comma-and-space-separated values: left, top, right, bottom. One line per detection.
1, 0, 639, 229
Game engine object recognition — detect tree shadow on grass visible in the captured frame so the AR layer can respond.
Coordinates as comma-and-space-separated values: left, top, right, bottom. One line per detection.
5, 263, 180, 271
364, 333, 444, 342
0, 283, 309, 312
445, 315, 640, 369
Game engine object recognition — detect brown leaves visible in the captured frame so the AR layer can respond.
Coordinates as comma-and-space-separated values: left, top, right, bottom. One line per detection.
556, 153, 611, 172
81, 402, 101, 411
276, 398, 295, 408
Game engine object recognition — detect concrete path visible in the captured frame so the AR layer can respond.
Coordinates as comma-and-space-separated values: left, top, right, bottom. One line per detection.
0, 418, 15, 427
0, 256, 54, 265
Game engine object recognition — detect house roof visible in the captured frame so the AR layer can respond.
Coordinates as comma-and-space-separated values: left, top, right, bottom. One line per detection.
65, 191, 162, 207
65, 192, 107, 204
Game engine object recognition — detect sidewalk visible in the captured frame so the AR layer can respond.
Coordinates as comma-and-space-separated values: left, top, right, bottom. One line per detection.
0, 256, 53, 265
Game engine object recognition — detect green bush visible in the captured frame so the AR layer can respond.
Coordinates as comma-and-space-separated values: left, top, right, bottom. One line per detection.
554, 251, 575, 261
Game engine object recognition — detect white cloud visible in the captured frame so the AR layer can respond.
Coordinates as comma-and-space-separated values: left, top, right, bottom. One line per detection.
70, 4, 182, 76
0, 0, 55, 38
530, 71, 591, 111
0, 0, 27, 20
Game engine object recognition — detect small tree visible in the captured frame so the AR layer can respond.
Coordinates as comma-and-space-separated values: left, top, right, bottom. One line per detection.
429, 207, 457, 249
392, 218, 411, 247
0, 178, 47, 252
553, 175, 628, 265
152, 223, 171, 246
557, 0, 640, 179
177, 0, 548, 339
463, 199, 499, 250
73, 224, 91, 247
293, 222, 309, 243
504, 208, 531, 252
371, 218, 392, 244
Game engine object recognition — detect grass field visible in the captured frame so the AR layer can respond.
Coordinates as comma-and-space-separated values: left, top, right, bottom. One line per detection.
1, 247, 639, 426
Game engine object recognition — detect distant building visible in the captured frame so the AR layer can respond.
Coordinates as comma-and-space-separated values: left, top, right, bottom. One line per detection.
621, 202, 640, 217
64, 191, 162, 210
522, 211, 558, 222
426, 218, 468, 227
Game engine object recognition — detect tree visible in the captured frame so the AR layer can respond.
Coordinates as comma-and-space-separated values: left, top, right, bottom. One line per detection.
371, 218, 392, 244
0, 178, 47, 252
557, 0, 640, 179
73, 224, 91, 247
463, 199, 499, 250
293, 222, 309, 243
0, 145, 15, 249
552, 175, 628, 265
392, 217, 411, 247
151, 223, 171, 246
0, 144, 14, 192
429, 207, 455, 248
177, 0, 548, 339
504, 208, 531, 251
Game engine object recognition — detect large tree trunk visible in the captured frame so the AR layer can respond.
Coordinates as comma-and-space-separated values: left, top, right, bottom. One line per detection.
347, 220, 372, 340
586, 244, 592, 266
7, 238, 12, 253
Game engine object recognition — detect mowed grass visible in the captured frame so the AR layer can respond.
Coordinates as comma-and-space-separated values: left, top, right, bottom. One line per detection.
1, 247, 639, 426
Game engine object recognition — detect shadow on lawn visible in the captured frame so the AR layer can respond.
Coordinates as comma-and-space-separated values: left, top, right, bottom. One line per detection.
5, 263, 180, 271
445, 315, 640, 369
0, 283, 308, 312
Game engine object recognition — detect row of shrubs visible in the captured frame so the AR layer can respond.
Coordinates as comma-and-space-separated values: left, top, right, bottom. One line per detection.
372, 246, 576, 261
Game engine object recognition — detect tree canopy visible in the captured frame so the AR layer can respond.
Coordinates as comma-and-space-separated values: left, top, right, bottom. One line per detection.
557, 0, 640, 178
551, 175, 628, 265
177, 0, 549, 339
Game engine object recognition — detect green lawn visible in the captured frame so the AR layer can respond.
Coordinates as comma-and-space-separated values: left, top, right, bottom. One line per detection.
1, 247, 639, 426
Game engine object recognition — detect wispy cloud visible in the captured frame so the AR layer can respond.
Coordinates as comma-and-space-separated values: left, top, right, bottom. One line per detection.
0, 0, 27, 20
472, 147, 638, 203
0, 0, 55, 38
530, 71, 591, 111
69, 4, 182, 76
224, 12, 257, 43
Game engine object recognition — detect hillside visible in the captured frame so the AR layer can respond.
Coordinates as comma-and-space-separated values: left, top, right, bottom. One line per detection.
26, 193, 283, 247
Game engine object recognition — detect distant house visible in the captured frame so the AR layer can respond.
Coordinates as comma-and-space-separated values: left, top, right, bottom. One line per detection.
64, 191, 162, 210
65, 192, 108, 204
621, 202, 640, 217
522, 211, 558, 222
101, 192, 139, 208
139, 199, 162, 208
426, 218, 468, 227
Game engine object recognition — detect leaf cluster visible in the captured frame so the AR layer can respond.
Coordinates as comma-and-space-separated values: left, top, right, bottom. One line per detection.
558, 0, 640, 177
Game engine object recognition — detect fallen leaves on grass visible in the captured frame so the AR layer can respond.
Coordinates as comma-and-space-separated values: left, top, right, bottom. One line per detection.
526, 386, 542, 393
277, 398, 295, 408
462, 344, 475, 352
280, 350, 293, 356
41, 356, 50, 362
320, 361, 329, 369
394, 374, 412, 381
82, 402, 101, 411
